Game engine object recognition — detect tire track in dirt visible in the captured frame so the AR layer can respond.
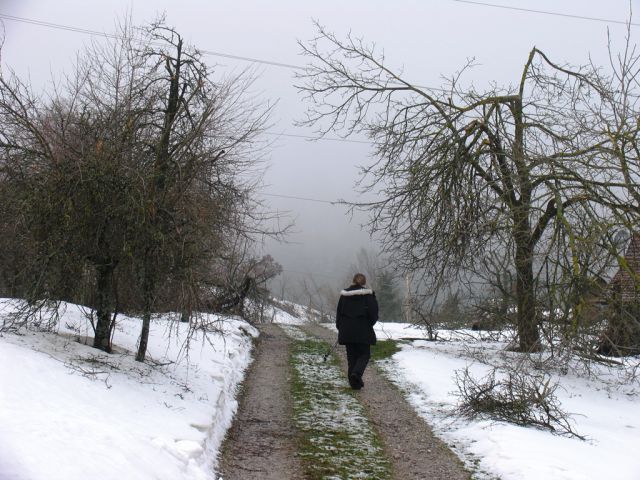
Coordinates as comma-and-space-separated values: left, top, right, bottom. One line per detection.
301, 323, 471, 480
218, 323, 304, 480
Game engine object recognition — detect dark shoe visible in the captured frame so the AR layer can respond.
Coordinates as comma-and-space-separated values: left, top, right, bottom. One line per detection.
349, 373, 363, 390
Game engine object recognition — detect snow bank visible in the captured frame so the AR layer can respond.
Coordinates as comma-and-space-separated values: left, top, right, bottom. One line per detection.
0, 300, 257, 480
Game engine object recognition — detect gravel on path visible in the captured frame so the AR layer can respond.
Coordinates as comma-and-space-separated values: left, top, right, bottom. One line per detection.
302, 322, 471, 480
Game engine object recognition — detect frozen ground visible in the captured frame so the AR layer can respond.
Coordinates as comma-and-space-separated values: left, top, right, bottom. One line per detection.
323, 322, 640, 480
0, 300, 257, 480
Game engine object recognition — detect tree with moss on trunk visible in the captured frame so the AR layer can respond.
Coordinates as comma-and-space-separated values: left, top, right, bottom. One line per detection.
296, 23, 640, 353
0, 20, 277, 358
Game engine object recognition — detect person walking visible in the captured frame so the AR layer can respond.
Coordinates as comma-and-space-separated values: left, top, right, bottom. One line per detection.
336, 273, 379, 390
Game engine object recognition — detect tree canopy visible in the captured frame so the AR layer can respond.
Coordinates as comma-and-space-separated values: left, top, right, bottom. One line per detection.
297, 24, 640, 353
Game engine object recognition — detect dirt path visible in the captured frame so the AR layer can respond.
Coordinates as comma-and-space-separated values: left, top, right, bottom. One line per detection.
218, 323, 304, 480
302, 323, 470, 480
219, 322, 470, 479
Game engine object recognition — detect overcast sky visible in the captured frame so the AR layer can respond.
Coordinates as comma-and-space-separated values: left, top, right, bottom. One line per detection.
1, 0, 639, 293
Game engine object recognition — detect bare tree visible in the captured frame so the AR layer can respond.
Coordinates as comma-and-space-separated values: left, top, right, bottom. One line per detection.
126, 22, 276, 360
209, 233, 283, 321
0, 20, 281, 359
351, 247, 383, 289
296, 23, 640, 353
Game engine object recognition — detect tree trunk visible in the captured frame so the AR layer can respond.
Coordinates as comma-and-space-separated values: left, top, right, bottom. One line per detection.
134, 38, 183, 362
514, 239, 541, 352
93, 263, 114, 352
508, 94, 540, 352
136, 309, 151, 362
136, 259, 155, 362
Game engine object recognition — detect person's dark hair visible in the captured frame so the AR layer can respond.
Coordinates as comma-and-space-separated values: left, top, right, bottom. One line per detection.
352, 273, 366, 286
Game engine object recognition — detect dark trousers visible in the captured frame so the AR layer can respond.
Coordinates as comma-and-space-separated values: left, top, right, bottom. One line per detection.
345, 343, 371, 378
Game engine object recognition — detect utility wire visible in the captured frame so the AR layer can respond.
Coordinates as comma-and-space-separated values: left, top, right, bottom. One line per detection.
0, 13, 304, 69
1, 8, 622, 150
0, 12, 443, 91
265, 131, 370, 144
452, 0, 640, 27
261, 192, 348, 205
0, 13, 120, 38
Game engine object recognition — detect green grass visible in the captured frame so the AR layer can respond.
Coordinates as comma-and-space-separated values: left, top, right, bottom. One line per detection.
370, 339, 401, 362
286, 327, 392, 480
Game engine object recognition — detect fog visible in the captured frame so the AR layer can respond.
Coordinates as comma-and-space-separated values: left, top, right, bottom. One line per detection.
1, 0, 637, 296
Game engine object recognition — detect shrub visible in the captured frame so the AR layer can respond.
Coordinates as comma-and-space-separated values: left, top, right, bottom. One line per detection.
454, 367, 584, 440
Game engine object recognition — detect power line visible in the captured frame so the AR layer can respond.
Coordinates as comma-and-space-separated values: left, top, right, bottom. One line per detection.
2, 8, 622, 151
0, 13, 120, 38
0, 13, 304, 69
265, 131, 370, 144
261, 192, 348, 205
452, 0, 640, 27
200, 50, 301, 70
0, 12, 442, 92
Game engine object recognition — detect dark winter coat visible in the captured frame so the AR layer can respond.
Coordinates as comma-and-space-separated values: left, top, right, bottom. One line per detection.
336, 285, 379, 345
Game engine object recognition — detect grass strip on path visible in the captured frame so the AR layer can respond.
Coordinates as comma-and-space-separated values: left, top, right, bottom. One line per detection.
370, 340, 401, 362
280, 325, 392, 480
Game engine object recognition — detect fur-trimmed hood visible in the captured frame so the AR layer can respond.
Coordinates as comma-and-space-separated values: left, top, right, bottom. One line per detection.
340, 287, 373, 297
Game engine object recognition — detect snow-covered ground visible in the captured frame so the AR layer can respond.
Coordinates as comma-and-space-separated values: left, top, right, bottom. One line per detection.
263, 301, 308, 325
266, 299, 322, 325
3, 295, 639, 480
324, 322, 640, 480
0, 300, 257, 480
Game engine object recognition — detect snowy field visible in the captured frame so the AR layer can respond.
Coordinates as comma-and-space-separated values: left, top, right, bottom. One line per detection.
0, 300, 258, 480
324, 322, 640, 480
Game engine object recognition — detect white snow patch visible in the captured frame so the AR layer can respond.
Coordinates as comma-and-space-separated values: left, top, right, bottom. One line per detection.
269, 299, 324, 325
0, 300, 257, 480
323, 321, 640, 480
